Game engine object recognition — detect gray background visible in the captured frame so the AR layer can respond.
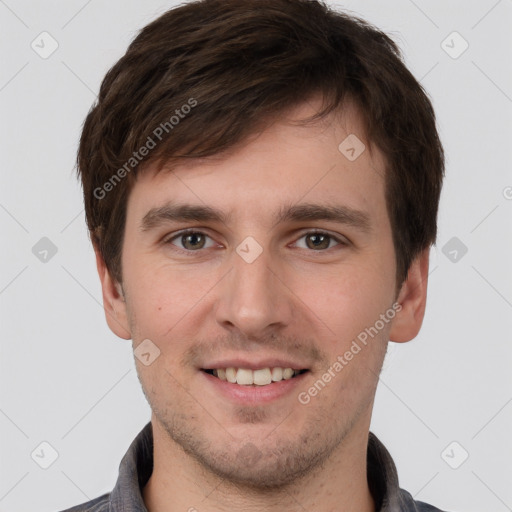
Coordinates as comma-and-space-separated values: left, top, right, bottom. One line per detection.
1, 1, 511, 511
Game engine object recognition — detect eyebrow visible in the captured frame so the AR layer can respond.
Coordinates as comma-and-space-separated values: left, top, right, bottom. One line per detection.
140, 201, 372, 234
274, 203, 372, 233
140, 203, 231, 232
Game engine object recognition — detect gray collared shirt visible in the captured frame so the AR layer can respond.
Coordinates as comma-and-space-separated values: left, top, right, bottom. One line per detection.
58, 422, 447, 511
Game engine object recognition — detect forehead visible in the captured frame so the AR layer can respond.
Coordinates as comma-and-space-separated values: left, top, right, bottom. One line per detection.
127, 100, 388, 228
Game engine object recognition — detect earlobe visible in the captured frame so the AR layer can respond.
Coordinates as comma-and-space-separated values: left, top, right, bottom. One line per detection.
389, 247, 430, 343
94, 247, 132, 340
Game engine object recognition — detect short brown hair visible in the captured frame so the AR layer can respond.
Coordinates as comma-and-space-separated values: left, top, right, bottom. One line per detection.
77, 0, 444, 290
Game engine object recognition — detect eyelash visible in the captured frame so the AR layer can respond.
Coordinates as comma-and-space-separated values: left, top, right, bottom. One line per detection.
162, 229, 348, 254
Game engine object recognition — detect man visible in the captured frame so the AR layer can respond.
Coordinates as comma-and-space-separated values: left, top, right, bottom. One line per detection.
61, 0, 446, 510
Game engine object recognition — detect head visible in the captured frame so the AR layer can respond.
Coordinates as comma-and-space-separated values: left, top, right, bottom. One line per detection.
79, 0, 444, 490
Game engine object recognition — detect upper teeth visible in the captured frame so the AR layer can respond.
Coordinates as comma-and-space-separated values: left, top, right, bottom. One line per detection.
213, 367, 301, 386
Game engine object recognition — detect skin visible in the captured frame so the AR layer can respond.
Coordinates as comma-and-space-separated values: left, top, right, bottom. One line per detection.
96, 99, 430, 512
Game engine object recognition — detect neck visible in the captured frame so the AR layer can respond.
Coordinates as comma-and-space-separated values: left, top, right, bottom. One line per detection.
143, 416, 375, 512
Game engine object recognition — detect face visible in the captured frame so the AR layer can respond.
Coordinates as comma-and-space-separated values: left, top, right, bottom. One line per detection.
98, 100, 428, 489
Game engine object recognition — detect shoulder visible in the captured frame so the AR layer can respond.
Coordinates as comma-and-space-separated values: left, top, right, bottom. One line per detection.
55, 493, 110, 512
398, 488, 450, 512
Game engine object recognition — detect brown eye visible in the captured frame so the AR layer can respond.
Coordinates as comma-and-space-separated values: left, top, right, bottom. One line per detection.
305, 233, 334, 250
293, 231, 344, 251
166, 231, 215, 251
181, 232, 206, 250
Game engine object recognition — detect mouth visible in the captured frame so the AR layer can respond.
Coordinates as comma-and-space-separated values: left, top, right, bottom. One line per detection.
201, 367, 310, 386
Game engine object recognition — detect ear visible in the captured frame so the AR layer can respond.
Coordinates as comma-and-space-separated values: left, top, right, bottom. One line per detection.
94, 247, 131, 340
389, 247, 430, 343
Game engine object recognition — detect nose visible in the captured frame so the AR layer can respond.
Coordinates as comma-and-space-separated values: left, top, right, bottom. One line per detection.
214, 244, 294, 340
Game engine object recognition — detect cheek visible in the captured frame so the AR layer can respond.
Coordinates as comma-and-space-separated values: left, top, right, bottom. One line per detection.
126, 262, 220, 338
295, 262, 393, 341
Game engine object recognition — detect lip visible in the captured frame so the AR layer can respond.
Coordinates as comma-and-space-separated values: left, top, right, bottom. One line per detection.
200, 368, 310, 405
199, 357, 310, 371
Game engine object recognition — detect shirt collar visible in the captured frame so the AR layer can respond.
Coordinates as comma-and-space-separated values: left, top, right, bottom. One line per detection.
109, 422, 413, 511
109, 422, 153, 511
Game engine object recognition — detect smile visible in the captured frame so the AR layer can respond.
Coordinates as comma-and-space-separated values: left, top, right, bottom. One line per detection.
202, 367, 309, 386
